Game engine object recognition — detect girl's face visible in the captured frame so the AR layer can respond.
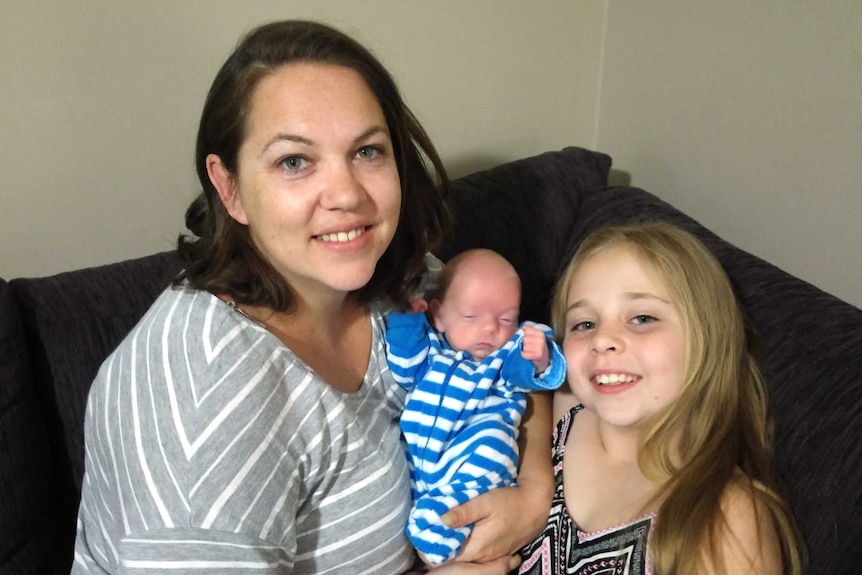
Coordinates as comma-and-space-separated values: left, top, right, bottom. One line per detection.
208, 63, 401, 302
561, 244, 687, 432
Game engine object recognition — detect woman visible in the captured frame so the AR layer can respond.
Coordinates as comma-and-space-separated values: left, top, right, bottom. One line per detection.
72, 20, 551, 574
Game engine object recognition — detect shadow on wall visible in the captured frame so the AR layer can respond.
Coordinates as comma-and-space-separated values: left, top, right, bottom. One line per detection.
445, 155, 510, 180
607, 168, 632, 187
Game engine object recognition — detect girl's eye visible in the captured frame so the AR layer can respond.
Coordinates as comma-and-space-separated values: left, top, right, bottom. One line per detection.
632, 314, 657, 325
279, 156, 308, 172
571, 320, 596, 332
356, 145, 382, 160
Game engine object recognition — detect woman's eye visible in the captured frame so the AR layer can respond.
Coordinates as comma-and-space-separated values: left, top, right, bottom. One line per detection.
279, 156, 308, 172
632, 314, 657, 325
357, 145, 383, 160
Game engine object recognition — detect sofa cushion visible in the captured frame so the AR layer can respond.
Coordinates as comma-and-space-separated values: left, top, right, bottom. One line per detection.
564, 185, 862, 575
9, 251, 181, 573
438, 146, 612, 325
10, 250, 182, 496
0, 279, 60, 574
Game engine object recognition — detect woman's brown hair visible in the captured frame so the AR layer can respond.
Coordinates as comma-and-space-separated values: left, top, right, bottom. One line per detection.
175, 20, 449, 310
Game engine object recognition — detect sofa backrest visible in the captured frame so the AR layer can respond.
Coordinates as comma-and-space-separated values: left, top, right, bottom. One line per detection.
439, 146, 613, 324
0, 278, 63, 574
7, 251, 182, 573
11, 250, 182, 491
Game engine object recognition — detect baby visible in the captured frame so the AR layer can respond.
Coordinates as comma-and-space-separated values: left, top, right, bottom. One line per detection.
386, 248, 565, 565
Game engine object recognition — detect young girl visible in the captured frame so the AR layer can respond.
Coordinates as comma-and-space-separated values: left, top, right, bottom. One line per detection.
517, 222, 804, 574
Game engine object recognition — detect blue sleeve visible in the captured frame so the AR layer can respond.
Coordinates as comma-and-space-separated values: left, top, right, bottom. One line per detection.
384, 311, 433, 388
500, 322, 566, 392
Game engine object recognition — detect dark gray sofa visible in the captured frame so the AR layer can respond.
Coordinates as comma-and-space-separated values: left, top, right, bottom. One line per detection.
2, 146, 860, 574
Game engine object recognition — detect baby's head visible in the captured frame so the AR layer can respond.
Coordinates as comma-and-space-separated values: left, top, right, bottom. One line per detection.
430, 249, 521, 359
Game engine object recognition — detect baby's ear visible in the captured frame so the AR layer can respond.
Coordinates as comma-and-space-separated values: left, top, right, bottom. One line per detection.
428, 299, 444, 331
410, 298, 428, 313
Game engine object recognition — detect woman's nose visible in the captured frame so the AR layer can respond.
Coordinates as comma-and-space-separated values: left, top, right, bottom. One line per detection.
320, 161, 366, 210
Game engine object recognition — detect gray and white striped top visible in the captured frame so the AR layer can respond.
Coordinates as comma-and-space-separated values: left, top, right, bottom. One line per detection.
72, 286, 414, 574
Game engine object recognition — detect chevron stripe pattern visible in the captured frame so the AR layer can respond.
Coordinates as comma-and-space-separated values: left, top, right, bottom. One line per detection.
72, 287, 415, 574
517, 406, 654, 574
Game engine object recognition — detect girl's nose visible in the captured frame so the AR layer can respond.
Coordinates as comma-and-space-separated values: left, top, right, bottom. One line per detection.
591, 324, 624, 353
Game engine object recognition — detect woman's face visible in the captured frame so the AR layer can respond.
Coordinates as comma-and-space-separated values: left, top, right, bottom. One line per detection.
208, 62, 401, 301
561, 244, 687, 432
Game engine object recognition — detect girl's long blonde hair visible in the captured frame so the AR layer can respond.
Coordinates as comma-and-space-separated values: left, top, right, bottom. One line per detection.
552, 222, 804, 574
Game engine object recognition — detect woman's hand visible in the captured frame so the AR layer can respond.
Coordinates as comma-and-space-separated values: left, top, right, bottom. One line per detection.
445, 392, 554, 563
403, 553, 520, 574
442, 483, 549, 564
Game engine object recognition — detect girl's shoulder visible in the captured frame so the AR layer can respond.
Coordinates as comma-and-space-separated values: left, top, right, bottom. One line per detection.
552, 385, 581, 426
552, 403, 584, 458
709, 478, 783, 573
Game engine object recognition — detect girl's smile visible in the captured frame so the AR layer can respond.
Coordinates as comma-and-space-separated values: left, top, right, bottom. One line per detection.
562, 243, 687, 430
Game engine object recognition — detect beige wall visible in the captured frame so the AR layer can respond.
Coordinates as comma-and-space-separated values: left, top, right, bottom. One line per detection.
0, 1, 603, 278
596, 1, 862, 308
3, 1, 860, 309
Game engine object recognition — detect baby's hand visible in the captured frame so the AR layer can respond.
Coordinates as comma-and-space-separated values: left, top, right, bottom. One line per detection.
520, 324, 550, 374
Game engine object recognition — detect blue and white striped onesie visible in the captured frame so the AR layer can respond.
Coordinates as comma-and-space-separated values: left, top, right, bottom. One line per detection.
385, 311, 565, 565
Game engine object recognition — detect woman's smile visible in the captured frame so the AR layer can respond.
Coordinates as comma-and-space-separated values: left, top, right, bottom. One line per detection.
314, 226, 369, 243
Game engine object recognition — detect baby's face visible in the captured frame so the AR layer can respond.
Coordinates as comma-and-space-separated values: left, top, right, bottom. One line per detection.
433, 263, 521, 359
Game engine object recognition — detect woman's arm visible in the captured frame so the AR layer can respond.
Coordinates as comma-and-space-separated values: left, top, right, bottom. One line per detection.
442, 391, 554, 563
402, 554, 520, 575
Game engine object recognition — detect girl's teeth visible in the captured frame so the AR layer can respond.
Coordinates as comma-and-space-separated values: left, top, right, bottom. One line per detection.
595, 373, 634, 385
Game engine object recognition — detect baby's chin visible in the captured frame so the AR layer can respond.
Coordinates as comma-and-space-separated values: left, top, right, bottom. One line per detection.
469, 343, 495, 359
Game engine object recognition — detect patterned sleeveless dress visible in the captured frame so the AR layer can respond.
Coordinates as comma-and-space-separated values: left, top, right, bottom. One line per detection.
517, 405, 655, 575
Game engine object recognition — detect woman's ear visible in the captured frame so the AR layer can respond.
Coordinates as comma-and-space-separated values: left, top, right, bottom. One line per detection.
206, 153, 248, 225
